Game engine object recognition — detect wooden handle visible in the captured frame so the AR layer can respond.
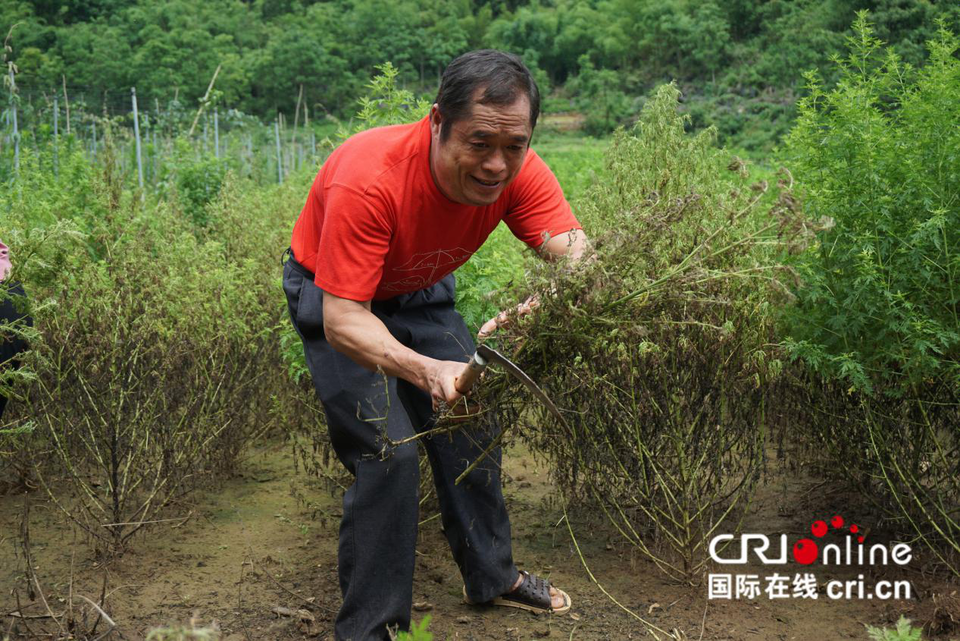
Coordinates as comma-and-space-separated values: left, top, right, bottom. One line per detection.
455, 351, 488, 395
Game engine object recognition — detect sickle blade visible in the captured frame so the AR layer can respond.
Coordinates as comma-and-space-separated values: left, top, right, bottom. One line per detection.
476, 344, 569, 430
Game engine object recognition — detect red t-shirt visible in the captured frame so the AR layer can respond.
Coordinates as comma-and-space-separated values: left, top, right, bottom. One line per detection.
290, 116, 581, 301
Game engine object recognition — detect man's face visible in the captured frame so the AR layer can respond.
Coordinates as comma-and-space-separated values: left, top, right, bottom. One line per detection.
429, 90, 532, 206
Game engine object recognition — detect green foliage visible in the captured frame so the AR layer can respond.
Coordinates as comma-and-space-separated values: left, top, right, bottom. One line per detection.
1, 117, 313, 553
0, 146, 92, 464
866, 616, 924, 641
165, 138, 231, 226
7, 0, 957, 150
533, 132, 608, 204
685, 89, 797, 153
567, 55, 632, 136
455, 224, 526, 333
783, 16, 960, 576
336, 62, 430, 141
784, 14, 960, 397
393, 617, 433, 641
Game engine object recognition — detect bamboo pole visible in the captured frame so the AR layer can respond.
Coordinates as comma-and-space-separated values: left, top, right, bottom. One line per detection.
214, 106, 219, 159
151, 121, 157, 179
274, 116, 283, 184
132, 87, 144, 195
62, 75, 70, 135
188, 63, 221, 137
8, 69, 17, 176
53, 96, 59, 179
292, 83, 303, 148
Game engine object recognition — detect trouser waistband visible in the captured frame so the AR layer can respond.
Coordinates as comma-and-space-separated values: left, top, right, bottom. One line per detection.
282, 247, 315, 282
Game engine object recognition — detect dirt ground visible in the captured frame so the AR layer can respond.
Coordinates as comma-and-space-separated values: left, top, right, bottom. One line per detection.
2, 442, 959, 641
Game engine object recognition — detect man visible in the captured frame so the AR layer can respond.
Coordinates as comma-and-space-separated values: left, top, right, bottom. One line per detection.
283, 49, 586, 640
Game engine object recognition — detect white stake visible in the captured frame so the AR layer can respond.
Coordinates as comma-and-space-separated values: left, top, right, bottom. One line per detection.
53, 96, 59, 179
274, 116, 283, 184
132, 87, 144, 197
8, 69, 18, 176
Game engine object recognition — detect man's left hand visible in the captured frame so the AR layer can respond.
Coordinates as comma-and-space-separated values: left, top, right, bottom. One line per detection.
477, 294, 540, 340
476, 229, 589, 340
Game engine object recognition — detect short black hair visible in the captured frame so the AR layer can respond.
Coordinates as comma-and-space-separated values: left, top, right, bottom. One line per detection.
434, 50, 540, 141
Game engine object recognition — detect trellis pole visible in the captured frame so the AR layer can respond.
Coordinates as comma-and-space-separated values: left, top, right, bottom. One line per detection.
132, 87, 144, 197
8, 69, 18, 176
62, 75, 70, 135
53, 96, 59, 179
274, 115, 283, 184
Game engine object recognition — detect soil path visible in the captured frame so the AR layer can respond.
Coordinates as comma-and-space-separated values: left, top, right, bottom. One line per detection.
2, 443, 954, 640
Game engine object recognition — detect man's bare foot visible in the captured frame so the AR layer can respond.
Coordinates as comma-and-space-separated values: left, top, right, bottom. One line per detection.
511, 572, 565, 610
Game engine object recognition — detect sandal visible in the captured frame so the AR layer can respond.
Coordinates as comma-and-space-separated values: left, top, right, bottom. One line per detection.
463, 571, 572, 615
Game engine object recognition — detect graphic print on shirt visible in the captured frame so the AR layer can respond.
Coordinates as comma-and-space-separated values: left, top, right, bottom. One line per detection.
380, 247, 474, 292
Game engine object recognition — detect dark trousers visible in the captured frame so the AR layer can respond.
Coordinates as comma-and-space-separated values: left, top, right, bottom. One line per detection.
0, 282, 31, 421
282, 256, 517, 641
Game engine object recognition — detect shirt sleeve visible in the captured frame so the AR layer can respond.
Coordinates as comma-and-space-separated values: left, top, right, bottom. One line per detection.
312, 184, 393, 301
502, 150, 581, 249
0, 240, 10, 282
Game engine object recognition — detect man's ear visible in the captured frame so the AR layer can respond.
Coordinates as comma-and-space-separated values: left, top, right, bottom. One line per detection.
429, 104, 442, 137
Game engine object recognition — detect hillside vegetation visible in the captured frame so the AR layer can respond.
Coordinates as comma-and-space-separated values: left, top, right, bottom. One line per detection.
4, 0, 959, 148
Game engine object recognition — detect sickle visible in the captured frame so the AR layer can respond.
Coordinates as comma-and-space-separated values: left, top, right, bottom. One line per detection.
455, 344, 569, 430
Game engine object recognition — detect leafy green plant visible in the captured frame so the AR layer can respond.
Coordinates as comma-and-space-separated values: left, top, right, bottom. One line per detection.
3, 122, 301, 554
785, 14, 960, 398
783, 15, 960, 574
454, 224, 526, 333
334, 61, 430, 142
165, 137, 231, 226
392, 616, 433, 641
866, 616, 924, 641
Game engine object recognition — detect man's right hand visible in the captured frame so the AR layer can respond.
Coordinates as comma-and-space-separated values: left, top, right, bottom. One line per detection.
424, 358, 469, 411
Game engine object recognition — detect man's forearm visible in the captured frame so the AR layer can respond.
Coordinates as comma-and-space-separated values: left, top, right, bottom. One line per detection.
542, 229, 588, 262
322, 293, 436, 391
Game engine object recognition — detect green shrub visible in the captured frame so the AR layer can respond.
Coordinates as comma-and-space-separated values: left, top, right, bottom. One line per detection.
157, 137, 232, 226
1, 145, 92, 485
334, 61, 430, 142
2, 126, 305, 553
783, 15, 960, 573
785, 15, 960, 397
